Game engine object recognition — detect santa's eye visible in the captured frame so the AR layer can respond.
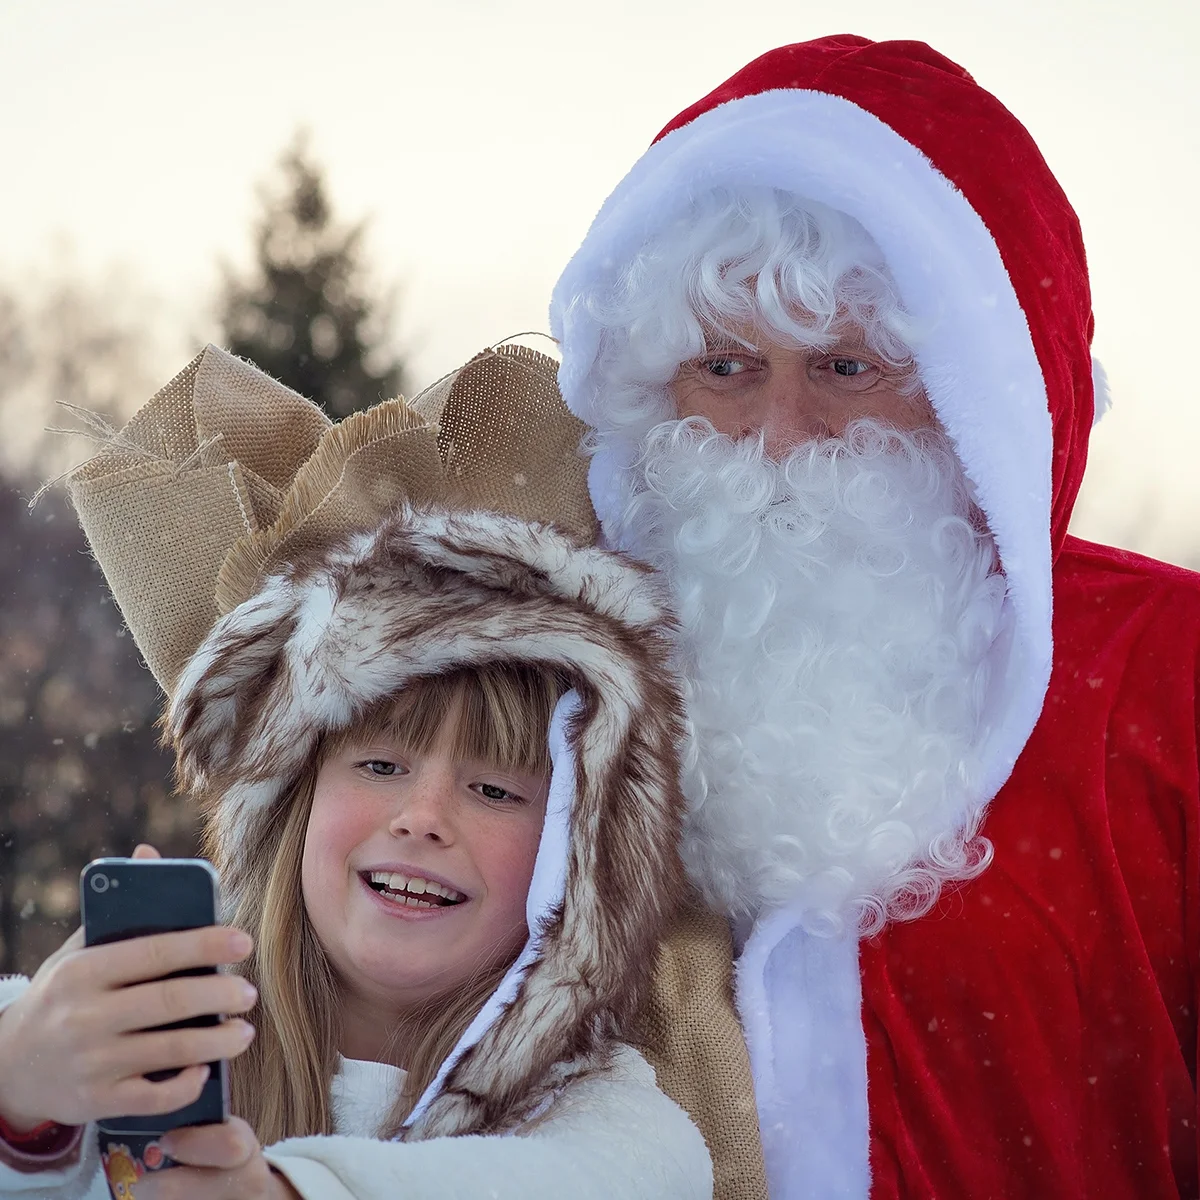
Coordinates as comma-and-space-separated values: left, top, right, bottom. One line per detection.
831, 358, 871, 377
704, 357, 748, 377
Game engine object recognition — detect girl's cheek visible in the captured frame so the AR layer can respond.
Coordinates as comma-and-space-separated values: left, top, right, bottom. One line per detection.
298, 812, 328, 905
309, 779, 374, 845
491, 818, 545, 909
301, 780, 368, 894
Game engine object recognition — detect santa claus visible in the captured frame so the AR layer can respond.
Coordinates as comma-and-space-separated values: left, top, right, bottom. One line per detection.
550, 35, 1200, 1200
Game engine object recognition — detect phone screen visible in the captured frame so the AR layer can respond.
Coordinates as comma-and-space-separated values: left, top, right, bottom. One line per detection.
81, 858, 229, 1190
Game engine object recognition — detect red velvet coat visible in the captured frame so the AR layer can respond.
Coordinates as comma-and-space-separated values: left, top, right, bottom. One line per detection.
863, 536, 1200, 1197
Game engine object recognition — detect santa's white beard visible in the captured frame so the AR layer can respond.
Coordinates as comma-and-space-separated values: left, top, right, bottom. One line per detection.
604, 417, 1007, 935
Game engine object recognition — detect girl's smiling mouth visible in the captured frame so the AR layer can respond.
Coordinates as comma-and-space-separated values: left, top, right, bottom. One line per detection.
360, 869, 468, 912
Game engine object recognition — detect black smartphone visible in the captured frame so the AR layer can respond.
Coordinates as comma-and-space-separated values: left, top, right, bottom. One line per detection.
80, 857, 229, 1192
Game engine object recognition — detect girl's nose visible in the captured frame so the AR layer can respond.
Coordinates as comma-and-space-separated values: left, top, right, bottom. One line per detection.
388, 772, 455, 844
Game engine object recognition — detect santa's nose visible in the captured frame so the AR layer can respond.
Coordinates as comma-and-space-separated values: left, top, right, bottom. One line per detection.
748, 367, 842, 455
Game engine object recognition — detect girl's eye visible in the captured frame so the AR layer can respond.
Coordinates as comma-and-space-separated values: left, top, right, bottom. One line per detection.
357, 760, 402, 777
472, 782, 524, 804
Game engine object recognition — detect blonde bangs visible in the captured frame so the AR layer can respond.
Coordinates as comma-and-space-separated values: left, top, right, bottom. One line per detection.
324, 663, 566, 777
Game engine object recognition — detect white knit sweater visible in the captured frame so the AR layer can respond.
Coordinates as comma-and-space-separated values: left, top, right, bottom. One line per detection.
0, 976, 712, 1199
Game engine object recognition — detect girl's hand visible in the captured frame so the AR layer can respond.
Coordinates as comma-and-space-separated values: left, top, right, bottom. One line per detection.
140, 1119, 301, 1199
0, 845, 257, 1131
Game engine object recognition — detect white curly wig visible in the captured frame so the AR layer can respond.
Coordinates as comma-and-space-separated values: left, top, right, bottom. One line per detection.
578, 186, 923, 446
576, 187, 1004, 936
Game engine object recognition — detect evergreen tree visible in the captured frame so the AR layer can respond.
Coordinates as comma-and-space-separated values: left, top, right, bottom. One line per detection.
220, 135, 406, 419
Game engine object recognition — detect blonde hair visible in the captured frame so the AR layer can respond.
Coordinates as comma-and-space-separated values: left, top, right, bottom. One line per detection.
203, 662, 565, 1144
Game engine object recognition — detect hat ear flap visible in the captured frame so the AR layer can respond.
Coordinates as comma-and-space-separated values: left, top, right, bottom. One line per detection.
168, 577, 305, 798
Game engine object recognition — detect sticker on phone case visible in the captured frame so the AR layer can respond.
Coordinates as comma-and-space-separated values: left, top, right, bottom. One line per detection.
101, 1143, 143, 1198
101, 1137, 171, 1198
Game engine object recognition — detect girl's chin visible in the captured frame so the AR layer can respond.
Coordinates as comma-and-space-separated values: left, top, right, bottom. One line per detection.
346, 960, 464, 1009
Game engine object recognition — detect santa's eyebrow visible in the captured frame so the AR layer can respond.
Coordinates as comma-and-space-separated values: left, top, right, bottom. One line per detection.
700, 331, 759, 354
821, 324, 872, 353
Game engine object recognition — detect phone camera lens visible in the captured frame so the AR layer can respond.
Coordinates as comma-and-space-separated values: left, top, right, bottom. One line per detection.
89, 873, 110, 894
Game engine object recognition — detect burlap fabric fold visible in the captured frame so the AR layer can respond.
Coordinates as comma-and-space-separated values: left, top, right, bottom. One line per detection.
62, 343, 767, 1200
67, 348, 332, 692
643, 907, 770, 1200
66, 342, 599, 692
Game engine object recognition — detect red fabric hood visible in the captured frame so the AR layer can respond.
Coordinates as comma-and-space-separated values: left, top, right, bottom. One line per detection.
656, 35, 1095, 555
551, 33, 1098, 811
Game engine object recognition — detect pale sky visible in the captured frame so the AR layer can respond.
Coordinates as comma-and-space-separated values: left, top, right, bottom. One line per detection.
1, 0, 1197, 562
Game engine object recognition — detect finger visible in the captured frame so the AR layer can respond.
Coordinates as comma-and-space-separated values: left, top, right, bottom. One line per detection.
102, 1019, 255, 1079
162, 1116, 257, 1170
78, 925, 253, 989
136, 1161, 270, 1200
109, 972, 258, 1035
135, 1165, 220, 1200
47, 925, 85, 962
101, 1062, 212, 1121
53, 926, 86, 961
132, 843, 163, 859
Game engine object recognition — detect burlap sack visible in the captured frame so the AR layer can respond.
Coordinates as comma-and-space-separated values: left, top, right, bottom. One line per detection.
67, 349, 331, 691
643, 908, 770, 1200
62, 343, 767, 1200
66, 342, 596, 691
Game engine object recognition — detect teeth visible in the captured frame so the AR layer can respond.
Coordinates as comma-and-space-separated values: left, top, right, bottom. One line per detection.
367, 871, 466, 903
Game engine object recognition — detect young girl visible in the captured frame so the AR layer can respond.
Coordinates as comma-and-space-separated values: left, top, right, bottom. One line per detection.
0, 345, 713, 1198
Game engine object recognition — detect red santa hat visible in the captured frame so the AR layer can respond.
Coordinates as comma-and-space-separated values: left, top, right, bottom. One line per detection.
551, 34, 1101, 815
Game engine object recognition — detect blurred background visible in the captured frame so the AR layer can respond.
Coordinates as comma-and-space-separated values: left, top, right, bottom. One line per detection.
1, 0, 1196, 975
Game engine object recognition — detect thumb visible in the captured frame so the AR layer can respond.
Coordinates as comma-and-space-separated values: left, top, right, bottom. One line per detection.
35, 925, 85, 975
131, 843, 162, 860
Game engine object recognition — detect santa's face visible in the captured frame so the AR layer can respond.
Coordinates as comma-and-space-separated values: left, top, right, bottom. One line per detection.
593, 325, 1005, 935
671, 319, 936, 457
579, 188, 1010, 933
